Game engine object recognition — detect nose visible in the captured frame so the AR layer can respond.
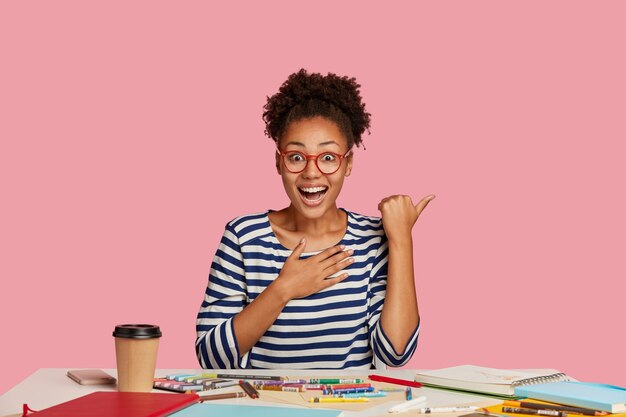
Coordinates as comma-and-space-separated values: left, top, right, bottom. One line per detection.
301, 156, 322, 178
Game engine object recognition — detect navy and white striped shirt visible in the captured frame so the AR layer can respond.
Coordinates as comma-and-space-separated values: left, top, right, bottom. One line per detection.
196, 209, 419, 369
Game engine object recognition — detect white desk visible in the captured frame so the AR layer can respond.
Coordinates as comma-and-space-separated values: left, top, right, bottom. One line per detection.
0, 368, 500, 417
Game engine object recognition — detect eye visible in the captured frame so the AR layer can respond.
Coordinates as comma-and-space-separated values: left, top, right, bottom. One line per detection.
287, 152, 305, 162
319, 153, 337, 163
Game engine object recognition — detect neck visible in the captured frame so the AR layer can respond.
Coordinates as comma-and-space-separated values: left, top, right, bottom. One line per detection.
285, 204, 345, 237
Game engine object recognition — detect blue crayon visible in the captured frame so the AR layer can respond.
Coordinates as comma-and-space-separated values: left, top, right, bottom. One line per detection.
342, 391, 387, 398
328, 387, 375, 395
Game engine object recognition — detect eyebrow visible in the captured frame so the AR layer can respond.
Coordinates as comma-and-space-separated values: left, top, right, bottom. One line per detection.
284, 140, 340, 148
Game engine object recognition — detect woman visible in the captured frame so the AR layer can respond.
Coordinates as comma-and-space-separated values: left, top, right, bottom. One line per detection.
196, 69, 434, 369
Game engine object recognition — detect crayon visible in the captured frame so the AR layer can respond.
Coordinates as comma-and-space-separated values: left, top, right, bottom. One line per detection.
310, 397, 369, 403
239, 380, 259, 399
309, 378, 363, 384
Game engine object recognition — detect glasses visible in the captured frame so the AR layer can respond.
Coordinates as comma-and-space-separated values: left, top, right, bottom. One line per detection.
278, 149, 352, 175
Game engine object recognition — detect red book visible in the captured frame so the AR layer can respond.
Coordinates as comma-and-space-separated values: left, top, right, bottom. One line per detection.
24, 391, 199, 417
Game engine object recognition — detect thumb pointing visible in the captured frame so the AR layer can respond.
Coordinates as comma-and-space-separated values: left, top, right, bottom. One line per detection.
415, 194, 436, 216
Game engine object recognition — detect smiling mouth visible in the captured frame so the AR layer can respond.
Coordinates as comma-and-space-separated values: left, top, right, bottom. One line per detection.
298, 186, 328, 204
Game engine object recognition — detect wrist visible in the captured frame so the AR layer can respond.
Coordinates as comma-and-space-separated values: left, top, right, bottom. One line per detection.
267, 280, 292, 305
387, 232, 413, 247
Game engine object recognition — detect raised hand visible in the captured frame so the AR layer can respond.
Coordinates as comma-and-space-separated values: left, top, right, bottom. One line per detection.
377, 194, 435, 241
274, 238, 354, 300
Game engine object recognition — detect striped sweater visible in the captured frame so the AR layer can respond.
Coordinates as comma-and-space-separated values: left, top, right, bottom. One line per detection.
196, 209, 419, 369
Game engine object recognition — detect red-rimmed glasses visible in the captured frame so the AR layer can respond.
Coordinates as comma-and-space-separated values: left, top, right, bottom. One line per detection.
278, 149, 352, 174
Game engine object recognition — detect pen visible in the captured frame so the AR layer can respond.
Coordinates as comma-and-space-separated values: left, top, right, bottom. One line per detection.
301, 384, 327, 390
212, 380, 240, 389
479, 410, 510, 417
276, 383, 322, 389
417, 406, 479, 413
309, 378, 364, 384
165, 373, 198, 381
406, 387, 413, 400
153, 380, 203, 391
369, 374, 423, 388
388, 395, 428, 413
239, 380, 259, 399
328, 387, 375, 395
152, 384, 194, 394
218, 374, 283, 381
337, 392, 388, 398
248, 380, 283, 386
310, 397, 370, 403
282, 379, 307, 384
502, 407, 566, 417
192, 377, 220, 384
202, 379, 229, 389
183, 373, 217, 382
251, 379, 307, 385
326, 383, 373, 390
254, 384, 304, 392
503, 401, 609, 416
198, 391, 246, 401
163, 373, 191, 379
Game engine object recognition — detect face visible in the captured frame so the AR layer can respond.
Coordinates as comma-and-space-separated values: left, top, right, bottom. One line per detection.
276, 116, 353, 219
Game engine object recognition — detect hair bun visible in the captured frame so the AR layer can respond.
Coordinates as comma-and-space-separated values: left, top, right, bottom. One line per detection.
263, 69, 371, 148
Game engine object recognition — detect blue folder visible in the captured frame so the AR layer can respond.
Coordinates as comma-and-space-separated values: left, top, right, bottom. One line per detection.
514, 381, 626, 413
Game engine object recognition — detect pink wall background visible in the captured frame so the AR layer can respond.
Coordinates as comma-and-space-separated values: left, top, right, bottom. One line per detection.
1, 1, 625, 396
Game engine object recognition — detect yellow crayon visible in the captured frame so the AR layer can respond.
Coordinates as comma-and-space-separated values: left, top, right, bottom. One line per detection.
184, 373, 217, 383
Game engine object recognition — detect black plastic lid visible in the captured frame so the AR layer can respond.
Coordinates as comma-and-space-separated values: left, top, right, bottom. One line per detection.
113, 324, 162, 339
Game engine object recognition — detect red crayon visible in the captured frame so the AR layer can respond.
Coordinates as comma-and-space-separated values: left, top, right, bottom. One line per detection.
368, 374, 423, 388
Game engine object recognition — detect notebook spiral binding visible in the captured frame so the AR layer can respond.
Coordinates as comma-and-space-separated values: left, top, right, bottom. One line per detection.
510, 372, 571, 387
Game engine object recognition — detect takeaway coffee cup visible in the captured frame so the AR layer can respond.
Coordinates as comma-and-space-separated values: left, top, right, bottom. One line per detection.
113, 324, 162, 392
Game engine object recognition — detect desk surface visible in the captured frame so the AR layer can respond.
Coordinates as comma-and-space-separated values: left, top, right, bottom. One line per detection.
0, 368, 501, 417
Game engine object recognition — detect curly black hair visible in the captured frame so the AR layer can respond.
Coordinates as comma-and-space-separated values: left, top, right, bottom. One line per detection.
263, 69, 371, 149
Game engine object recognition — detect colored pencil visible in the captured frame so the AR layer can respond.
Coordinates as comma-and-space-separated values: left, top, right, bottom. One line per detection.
198, 391, 246, 401
503, 401, 609, 416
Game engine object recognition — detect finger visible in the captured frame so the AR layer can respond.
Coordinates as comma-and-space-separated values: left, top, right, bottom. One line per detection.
377, 196, 391, 210
321, 272, 350, 289
321, 248, 353, 269
415, 194, 436, 217
324, 256, 355, 275
314, 244, 346, 262
289, 237, 307, 260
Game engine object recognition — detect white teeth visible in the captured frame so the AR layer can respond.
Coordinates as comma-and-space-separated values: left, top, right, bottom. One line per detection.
299, 186, 327, 193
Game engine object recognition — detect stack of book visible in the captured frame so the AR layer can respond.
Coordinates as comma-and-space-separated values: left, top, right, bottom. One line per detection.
414, 365, 626, 415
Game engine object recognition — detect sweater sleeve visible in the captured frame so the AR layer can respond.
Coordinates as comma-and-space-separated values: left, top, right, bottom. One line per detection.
195, 223, 250, 369
367, 235, 420, 368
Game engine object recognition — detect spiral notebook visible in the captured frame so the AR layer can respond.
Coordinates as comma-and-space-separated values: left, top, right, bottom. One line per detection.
414, 365, 573, 398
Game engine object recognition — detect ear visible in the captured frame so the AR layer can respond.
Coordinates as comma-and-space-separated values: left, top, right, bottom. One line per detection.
344, 153, 353, 177
275, 150, 282, 175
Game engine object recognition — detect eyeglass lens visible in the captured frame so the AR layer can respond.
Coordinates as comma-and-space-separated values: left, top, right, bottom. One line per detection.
284, 152, 342, 174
